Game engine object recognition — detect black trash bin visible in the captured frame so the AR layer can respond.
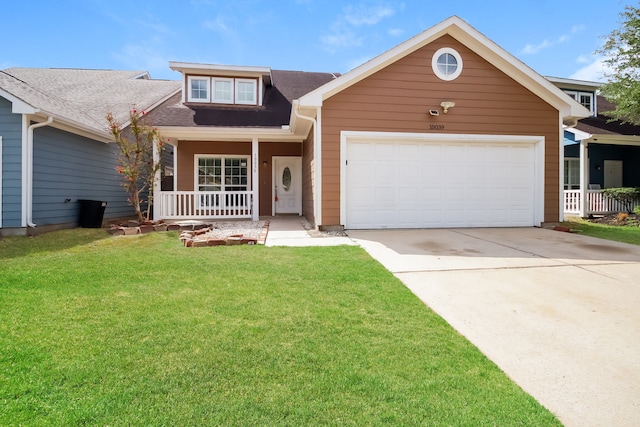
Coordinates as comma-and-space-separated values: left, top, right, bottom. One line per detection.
78, 199, 107, 228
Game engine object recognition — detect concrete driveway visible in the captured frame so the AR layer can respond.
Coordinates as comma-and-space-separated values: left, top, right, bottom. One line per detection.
348, 227, 640, 427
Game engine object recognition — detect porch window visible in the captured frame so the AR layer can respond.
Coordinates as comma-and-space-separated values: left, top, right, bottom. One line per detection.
197, 156, 249, 192
564, 158, 580, 189
196, 156, 250, 208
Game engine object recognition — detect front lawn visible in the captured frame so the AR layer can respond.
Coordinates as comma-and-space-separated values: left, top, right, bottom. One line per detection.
0, 230, 560, 426
564, 217, 640, 245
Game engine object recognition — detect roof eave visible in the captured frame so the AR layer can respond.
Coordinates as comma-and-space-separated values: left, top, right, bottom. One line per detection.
0, 88, 38, 114
156, 126, 304, 142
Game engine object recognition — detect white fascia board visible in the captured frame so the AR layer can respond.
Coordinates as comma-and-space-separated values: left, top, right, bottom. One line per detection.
564, 127, 592, 142
586, 134, 640, 146
298, 15, 591, 123
545, 76, 602, 90
29, 112, 113, 143
0, 88, 37, 114
169, 61, 271, 77
156, 126, 304, 142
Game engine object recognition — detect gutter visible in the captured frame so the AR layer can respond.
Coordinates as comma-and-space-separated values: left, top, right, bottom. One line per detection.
26, 116, 53, 227
292, 100, 321, 226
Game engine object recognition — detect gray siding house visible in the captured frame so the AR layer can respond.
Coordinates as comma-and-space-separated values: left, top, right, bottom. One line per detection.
0, 68, 179, 235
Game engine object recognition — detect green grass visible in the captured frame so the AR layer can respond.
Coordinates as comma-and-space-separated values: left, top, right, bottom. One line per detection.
0, 230, 560, 426
565, 217, 640, 245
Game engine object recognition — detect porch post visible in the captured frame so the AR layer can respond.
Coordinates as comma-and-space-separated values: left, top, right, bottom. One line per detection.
579, 140, 588, 217
153, 139, 161, 222
252, 138, 259, 221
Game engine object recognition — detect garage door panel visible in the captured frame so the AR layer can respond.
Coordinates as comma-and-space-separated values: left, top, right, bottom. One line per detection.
345, 138, 537, 229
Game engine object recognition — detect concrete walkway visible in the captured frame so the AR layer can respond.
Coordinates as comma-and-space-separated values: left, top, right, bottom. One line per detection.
263, 216, 355, 247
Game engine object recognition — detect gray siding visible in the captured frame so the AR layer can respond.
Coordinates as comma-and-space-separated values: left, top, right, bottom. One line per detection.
0, 97, 23, 228
32, 126, 135, 225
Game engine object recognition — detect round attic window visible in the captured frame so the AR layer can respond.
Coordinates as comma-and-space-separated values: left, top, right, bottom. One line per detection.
432, 47, 463, 81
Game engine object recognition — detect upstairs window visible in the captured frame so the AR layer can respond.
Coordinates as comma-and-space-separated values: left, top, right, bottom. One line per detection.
188, 76, 210, 102
212, 78, 234, 104
564, 90, 594, 115
235, 79, 257, 105
187, 76, 258, 105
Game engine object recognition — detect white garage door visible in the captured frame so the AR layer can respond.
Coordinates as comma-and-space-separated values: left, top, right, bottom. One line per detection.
344, 136, 540, 229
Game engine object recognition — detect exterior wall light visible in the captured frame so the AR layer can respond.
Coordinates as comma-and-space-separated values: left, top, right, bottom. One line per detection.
440, 101, 455, 113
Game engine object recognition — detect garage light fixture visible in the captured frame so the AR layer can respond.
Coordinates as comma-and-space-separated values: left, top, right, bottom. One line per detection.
440, 101, 455, 113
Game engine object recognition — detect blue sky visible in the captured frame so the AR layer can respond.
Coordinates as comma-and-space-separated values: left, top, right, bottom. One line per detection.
1, 0, 628, 82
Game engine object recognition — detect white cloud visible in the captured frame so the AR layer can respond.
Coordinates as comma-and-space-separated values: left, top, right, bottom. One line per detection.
343, 3, 395, 26
321, 31, 364, 52
521, 25, 584, 55
321, 2, 396, 53
388, 28, 404, 37
522, 39, 553, 55
203, 15, 231, 33
112, 39, 169, 76
569, 56, 611, 82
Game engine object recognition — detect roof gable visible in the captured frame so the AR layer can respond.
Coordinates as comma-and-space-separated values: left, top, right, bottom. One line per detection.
298, 16, 589, 125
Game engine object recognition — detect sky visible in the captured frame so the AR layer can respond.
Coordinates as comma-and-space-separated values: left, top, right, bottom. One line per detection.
1, 0, 630, 82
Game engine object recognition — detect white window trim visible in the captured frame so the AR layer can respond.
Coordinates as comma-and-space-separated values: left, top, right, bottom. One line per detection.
234, 78, 258, 105
212, 77, 234, 104
432, 47, 463, 81
194, 154, 251, 192
564, 90, 595, 115
187, 76, 210, 102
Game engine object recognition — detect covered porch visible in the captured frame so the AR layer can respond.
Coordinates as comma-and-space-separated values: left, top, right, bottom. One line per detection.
563, 132, 640, 217
152, 130, 306, 222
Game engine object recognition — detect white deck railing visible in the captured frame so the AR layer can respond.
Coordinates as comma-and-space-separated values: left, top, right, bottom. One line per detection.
157, 191, 253, 219
564, 190, 640, 215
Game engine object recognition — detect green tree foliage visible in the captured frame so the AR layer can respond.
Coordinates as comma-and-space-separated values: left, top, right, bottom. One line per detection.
107, 109, 166, 223
597, 5, 640, 125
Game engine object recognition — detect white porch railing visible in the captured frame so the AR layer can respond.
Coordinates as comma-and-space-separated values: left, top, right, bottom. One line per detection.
564, 190, 640, 215
157, 191, 253, 219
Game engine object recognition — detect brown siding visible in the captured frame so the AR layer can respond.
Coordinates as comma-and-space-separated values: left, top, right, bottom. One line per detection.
176, 140, 300, 216
320, 34, 560, 226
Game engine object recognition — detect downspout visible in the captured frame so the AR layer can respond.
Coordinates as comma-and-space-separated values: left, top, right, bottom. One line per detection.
26, 116, 53, 227
292, 100, 321, 226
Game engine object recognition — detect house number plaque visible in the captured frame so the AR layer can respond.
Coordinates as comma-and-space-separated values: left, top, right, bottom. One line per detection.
429, 124, 445, 130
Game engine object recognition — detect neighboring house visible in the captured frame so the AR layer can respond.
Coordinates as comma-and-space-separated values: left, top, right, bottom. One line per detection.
149, 15, 588, 230
0, 68, 180, 235
547, 77, 640, 216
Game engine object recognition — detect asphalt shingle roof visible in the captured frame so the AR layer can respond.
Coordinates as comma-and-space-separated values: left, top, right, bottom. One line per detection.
147, 69, 338, 128
576, 95, 640, 136
0, 68, 180, 137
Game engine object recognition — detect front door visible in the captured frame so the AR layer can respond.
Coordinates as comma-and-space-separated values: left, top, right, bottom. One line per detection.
273, 156, 302, 215
604, 160, 623, 188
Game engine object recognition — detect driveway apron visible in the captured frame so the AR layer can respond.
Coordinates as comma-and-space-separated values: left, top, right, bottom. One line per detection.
349, 228, 640, 427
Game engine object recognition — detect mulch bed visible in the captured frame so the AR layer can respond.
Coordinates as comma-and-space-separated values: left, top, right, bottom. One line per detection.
586, 212, 640, 226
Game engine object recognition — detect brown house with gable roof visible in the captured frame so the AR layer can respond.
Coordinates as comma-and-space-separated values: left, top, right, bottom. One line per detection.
148, 16, 589, 230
